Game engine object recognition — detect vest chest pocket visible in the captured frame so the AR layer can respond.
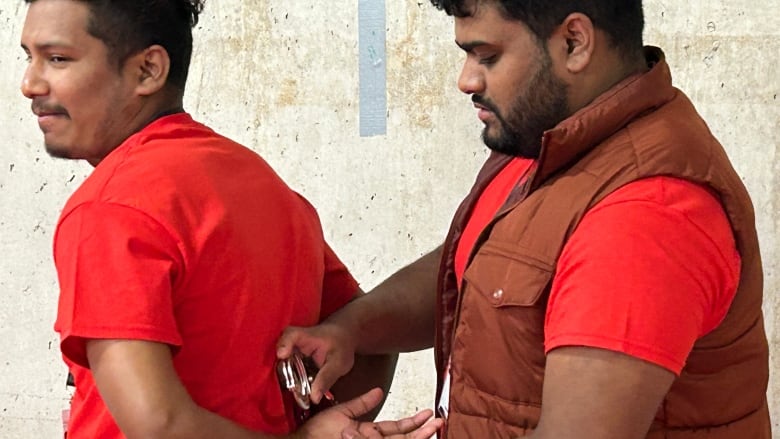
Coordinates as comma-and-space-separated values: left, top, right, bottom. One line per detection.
452, 242, 554, 402
462, 241, 554, 308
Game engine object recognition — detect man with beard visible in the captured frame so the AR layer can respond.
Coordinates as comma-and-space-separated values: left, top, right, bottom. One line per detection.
278, 0, 771, 438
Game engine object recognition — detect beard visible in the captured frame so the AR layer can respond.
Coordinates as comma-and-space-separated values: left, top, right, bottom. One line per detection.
475, 50, 569, 159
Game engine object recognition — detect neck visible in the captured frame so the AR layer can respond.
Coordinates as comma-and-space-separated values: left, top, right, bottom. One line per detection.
568, 51, 648, 114
86, 92, 184, 167
140, 88, 184, 125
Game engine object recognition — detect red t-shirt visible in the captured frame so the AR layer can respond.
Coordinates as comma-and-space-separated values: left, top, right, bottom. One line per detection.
454, 158, 535, 287
53, 114, 359, 438
455, 157, 740, 374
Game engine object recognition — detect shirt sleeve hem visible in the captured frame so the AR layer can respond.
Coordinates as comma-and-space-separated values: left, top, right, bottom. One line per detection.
59, 326, 183, 368
545, 333, 685, 375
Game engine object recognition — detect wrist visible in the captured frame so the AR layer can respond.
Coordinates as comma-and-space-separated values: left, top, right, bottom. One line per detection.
321, 313, 361, 351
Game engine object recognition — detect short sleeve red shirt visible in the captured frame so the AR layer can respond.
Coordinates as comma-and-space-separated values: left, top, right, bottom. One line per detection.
53, 114, 359, 438
455, 157, 740, 374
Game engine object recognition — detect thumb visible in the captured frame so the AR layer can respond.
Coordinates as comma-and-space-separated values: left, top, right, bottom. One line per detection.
334, 387, 384, 420
309, 361, 346, 404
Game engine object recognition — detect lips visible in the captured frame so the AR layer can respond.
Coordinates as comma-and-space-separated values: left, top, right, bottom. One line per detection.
33, 106, 67, 116
34, 110, 68, 132
471, 96, 498, 123
477, 108, 493, 122
472, 102, 494, 122
36, 111, 67, 122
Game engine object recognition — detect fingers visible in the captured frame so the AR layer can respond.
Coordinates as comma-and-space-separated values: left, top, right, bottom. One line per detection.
372, 409, 438, 436
309, 382, 325, 405
276, 326, 308, 359
334, 388, 385, 420
409, 418, 443, 439
309, 359, 347, 403
341, 410, 443, 439
276, 324, 355, 404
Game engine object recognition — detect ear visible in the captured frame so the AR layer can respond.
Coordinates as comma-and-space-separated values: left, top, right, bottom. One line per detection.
550, 13, 595, 74
128, 45, 171, 96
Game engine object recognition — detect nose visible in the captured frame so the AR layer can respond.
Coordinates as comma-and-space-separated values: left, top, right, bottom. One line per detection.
457, 57, 484, 95
21, 62, 48, 99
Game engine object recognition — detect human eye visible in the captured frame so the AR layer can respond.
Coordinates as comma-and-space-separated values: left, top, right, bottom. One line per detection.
45, 51, 73, 67
478, 54, 499, 65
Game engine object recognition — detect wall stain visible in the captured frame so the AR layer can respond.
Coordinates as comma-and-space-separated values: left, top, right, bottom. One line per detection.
773, 138, 780, 261
276, 78, 299, 107
193, 0, 273, 123
389, 2, 453, 130
772, 138, 780, 413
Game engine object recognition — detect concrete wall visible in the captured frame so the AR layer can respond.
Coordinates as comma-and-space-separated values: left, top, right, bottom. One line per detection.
0, 0, 777, 436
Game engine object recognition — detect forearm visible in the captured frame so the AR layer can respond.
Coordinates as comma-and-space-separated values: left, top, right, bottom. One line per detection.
88, 339, 293, 439
326, 245, 442, 354
141, 404, 281, 439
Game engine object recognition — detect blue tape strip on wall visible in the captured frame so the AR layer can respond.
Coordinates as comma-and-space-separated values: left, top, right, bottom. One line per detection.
358, 0, 387, 137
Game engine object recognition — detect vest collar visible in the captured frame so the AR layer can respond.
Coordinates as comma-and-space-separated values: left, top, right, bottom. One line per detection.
530, 46, 677, 190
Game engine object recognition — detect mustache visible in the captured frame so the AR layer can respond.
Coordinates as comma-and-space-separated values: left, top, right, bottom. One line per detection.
31, 100, 68, 116
472, 94, 499, 114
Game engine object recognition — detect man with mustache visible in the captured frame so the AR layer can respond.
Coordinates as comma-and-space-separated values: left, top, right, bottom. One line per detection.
279, 1, 771, 438
18, 0, 445, 438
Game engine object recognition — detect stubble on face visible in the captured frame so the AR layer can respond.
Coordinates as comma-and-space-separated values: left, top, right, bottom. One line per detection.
30, 99, 73, 159
477, 48, 570, 159
21, 0, 139, 165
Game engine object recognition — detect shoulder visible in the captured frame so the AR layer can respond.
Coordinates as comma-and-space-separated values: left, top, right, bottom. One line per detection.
547, 178, 741, 372
587, 176, 735, 254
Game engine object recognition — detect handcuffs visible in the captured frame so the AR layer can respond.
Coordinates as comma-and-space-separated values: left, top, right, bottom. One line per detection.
276, 352, 337, 426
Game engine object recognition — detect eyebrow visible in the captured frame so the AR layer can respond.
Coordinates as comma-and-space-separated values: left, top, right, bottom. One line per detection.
20, 41, 74, 52
455, 40, 490, 53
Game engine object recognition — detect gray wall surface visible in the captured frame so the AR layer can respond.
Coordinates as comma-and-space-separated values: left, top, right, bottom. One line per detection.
1, 0, 778, 437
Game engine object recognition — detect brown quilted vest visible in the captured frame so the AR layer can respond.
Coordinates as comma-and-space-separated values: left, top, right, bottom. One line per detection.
434, 47, 770, 438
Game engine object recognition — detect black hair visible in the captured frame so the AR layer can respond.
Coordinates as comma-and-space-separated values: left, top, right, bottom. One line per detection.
25, 0, 204, 92
430, 0, 644, 60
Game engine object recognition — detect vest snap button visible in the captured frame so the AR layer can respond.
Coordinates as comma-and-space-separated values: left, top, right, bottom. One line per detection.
493, 289, 504, 299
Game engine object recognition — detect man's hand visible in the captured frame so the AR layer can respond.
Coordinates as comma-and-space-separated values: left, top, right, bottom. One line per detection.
276, 246, 444, 406
297, 388, 442, 439
277, 322, 356, 404
339, 414, 442, 439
